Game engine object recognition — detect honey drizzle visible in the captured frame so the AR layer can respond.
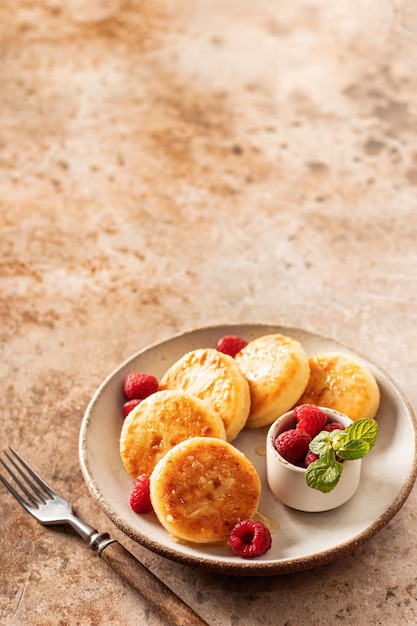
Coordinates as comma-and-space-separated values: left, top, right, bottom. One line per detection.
254, 510, 279, 533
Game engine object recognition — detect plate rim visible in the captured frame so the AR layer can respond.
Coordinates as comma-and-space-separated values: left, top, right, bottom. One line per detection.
79, 323, 417, 576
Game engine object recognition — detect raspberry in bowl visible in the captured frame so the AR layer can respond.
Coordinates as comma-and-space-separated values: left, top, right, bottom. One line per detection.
266, 405, 368, 512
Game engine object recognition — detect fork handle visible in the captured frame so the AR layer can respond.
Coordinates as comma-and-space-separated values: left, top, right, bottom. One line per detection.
98, 539, 209, 626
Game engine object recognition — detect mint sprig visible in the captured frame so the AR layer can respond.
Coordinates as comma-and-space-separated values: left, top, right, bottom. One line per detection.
305, 418, 378, 493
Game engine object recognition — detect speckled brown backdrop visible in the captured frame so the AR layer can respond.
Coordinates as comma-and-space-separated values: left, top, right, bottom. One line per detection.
1, 1, 417, 625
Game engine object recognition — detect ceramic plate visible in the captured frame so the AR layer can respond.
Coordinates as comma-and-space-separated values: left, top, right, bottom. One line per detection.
79, 324, 417, 576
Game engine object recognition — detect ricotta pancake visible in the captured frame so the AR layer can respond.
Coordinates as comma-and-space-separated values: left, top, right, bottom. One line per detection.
296, 352, 380, 420
159, 348, 250, 442
234, 334, 310, 428
150, 437, 261, 543
120, 389, 226, 479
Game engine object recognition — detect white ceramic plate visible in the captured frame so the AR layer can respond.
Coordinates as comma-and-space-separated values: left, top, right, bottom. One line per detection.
79, 324, 417, 575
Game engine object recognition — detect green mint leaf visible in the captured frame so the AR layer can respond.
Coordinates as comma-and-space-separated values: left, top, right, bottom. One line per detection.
329, 430, 348, 451
345, 418, 378, 450
305, 417, 378, 493
309, 429, 346, 455
305, 457, 344, 493
337, 438, 370, 460
309, 432, 332, 456
321, 445, 338, 466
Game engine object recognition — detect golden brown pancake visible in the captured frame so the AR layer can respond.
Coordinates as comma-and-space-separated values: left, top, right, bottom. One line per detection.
120, 389, 226, 479
234, 333, 310, 428
159, 348, 250, 442
150, 437, 261, 543
296, 352, 380, 420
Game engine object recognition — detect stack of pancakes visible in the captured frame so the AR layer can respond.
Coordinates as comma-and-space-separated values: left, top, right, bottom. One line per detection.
120, 334, 380, 543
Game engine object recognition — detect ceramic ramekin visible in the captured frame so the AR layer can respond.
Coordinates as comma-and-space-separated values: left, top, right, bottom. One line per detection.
266, 407, 362, 512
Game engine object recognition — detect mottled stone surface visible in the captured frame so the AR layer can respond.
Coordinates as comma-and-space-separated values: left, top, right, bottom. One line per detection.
1, 1, 417, 624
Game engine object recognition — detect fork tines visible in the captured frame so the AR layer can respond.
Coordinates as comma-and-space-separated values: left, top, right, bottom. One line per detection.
0, 447, 54, 510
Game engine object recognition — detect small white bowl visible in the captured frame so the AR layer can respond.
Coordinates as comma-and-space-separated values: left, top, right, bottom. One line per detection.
266, 407, 362, 512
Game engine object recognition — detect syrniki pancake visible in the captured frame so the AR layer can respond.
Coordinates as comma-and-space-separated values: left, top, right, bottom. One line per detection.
159, 348, 250, 442
296, 352, 380, 421
150, 437, 261, 544
234, 334, 310, 428
120, 389, 226, 479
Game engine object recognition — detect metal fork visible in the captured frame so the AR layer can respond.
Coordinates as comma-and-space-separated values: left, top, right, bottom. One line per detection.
0, 447, 209, 626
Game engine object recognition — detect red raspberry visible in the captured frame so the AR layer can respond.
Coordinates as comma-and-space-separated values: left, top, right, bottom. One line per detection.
123, 372, 159, 400
294, 404, 327, 437
229, 519, 272, 558
304, 450, 319, 467
129, 475, 153, 513
216, 335, 248, 358
323, 422, 345, 432
122, 398, 142, 418
274, 429, 311, 465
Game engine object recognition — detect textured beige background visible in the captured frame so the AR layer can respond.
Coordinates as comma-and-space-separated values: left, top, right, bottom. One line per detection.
1, 1, 417, 624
